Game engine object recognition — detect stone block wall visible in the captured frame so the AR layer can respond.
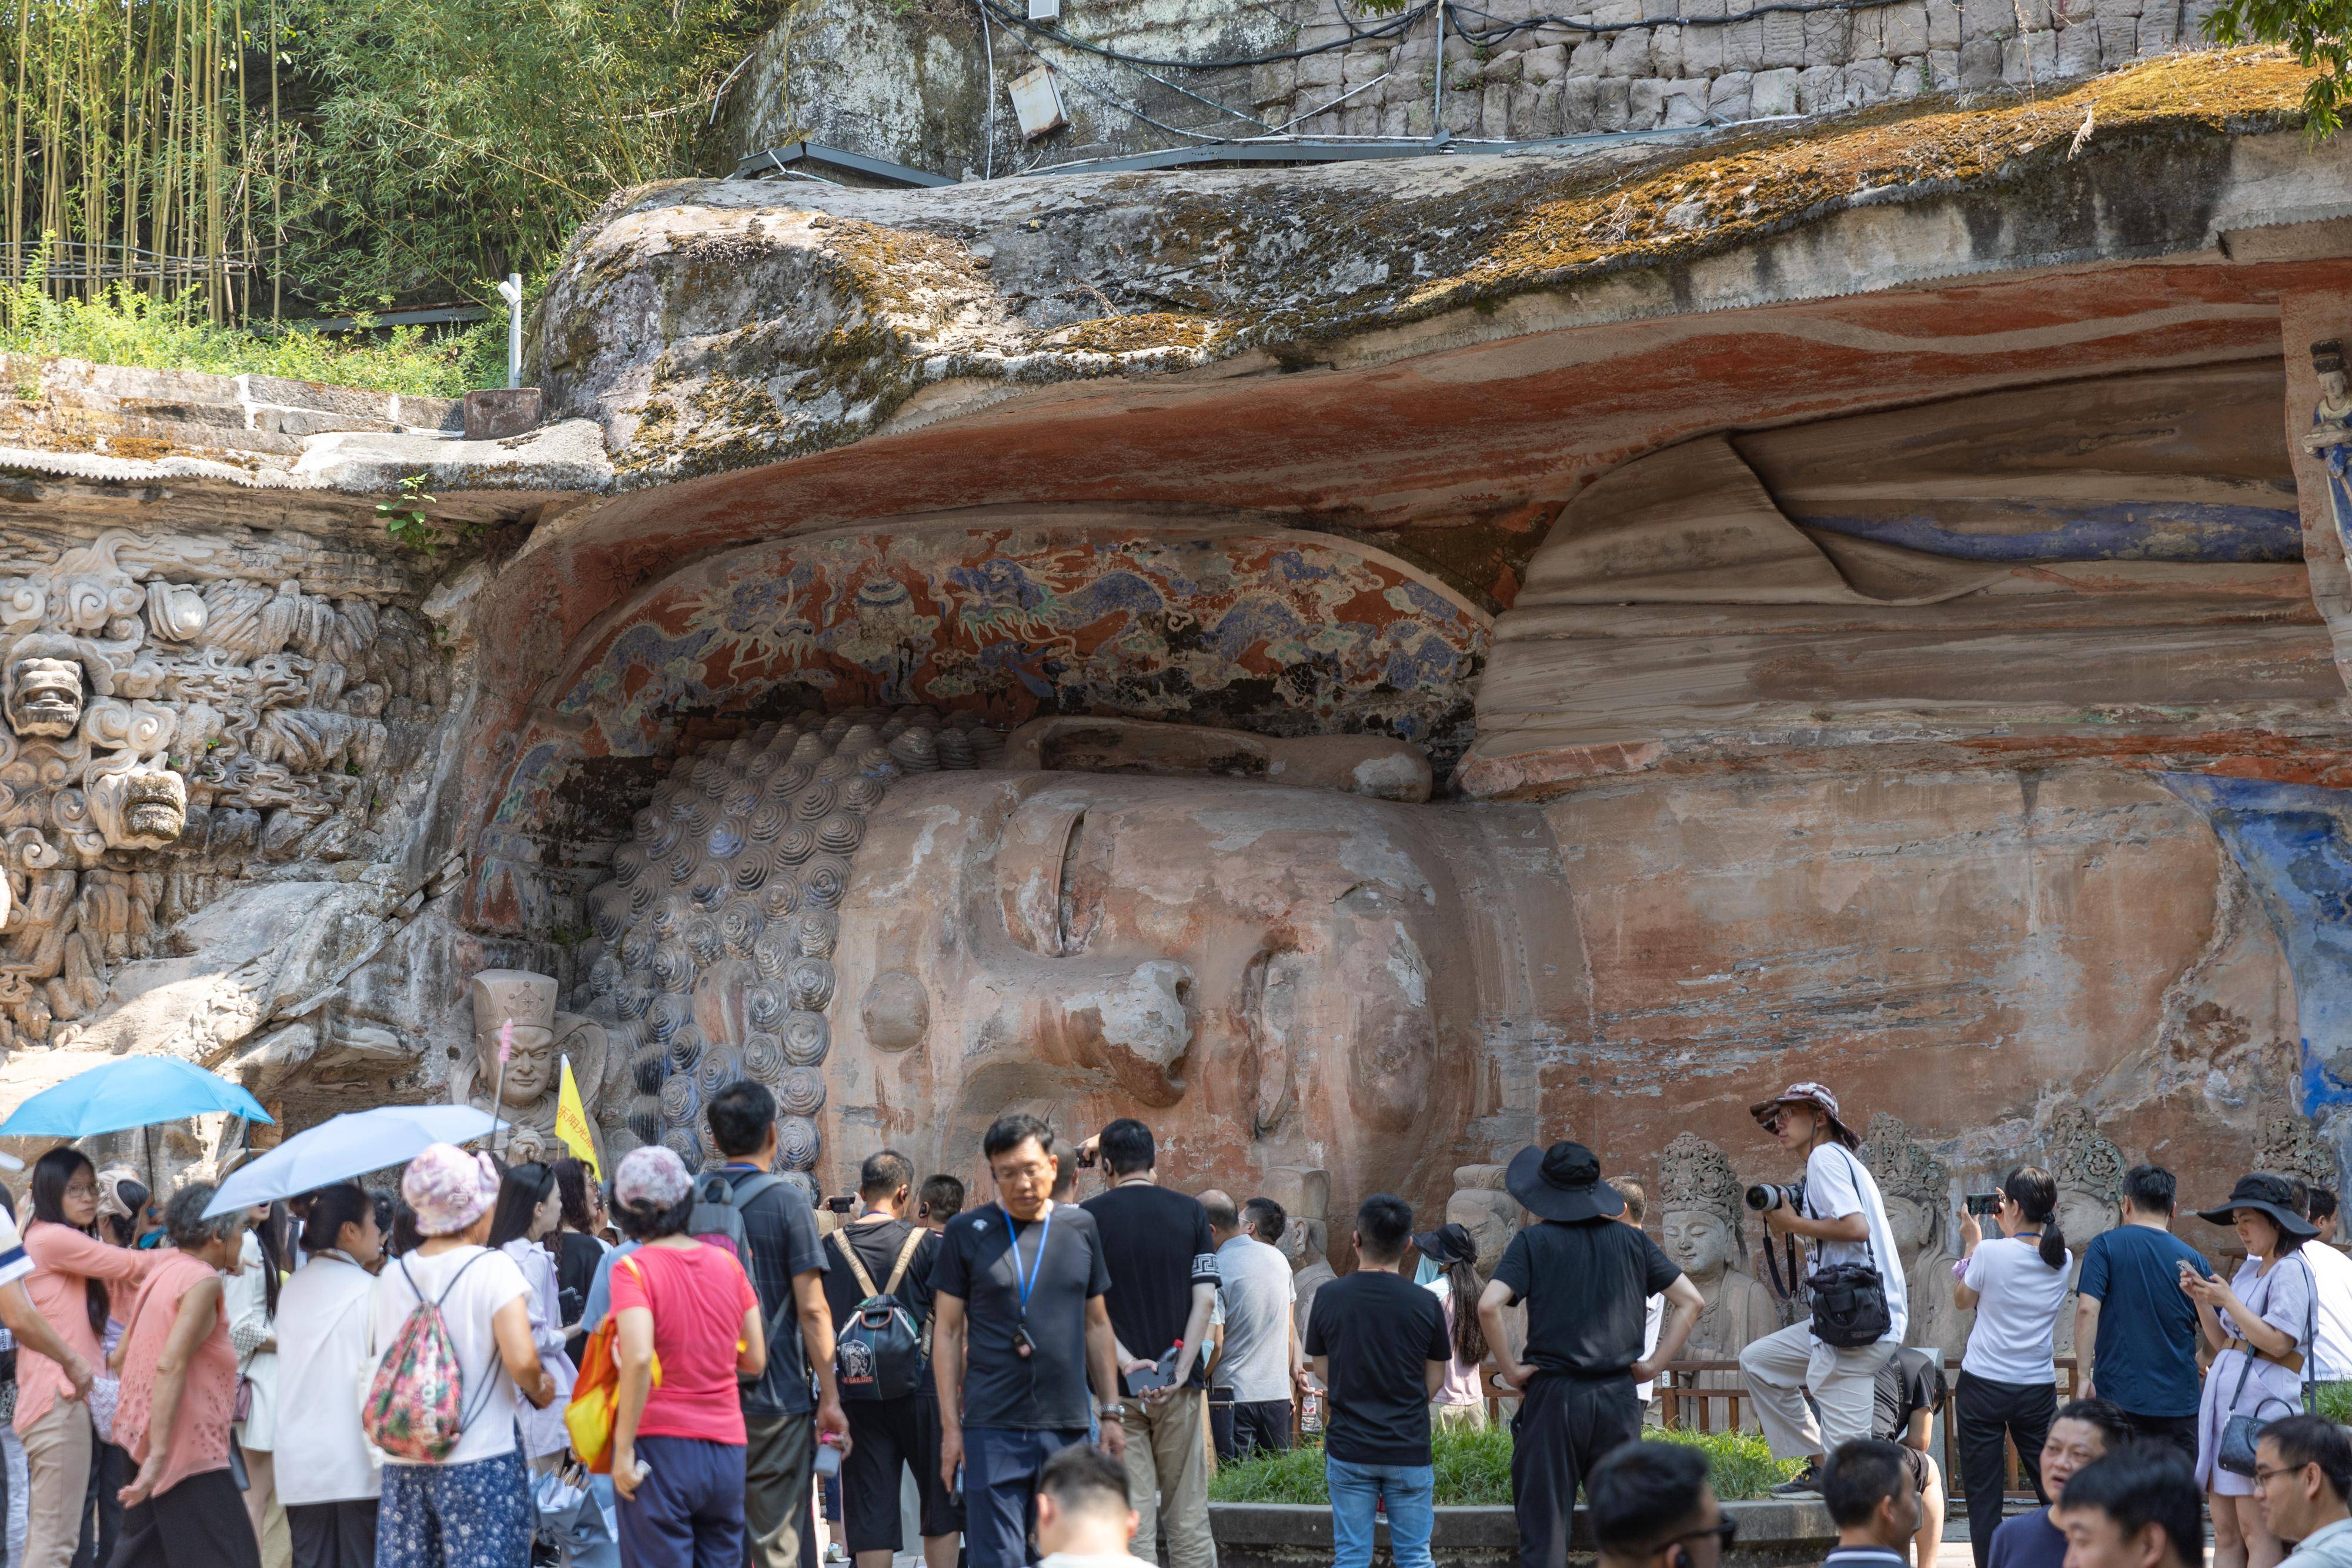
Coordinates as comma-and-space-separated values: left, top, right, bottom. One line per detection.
720, 0, 2227, 179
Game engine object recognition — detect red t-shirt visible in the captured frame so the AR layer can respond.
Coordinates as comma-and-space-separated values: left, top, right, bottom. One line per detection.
607, 1242, 762, 1444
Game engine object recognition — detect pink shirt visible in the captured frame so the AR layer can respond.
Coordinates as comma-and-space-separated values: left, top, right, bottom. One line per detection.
17, 1222, 158, 1436
114, 1251, 236, 1498
607, 1243, 759, 1445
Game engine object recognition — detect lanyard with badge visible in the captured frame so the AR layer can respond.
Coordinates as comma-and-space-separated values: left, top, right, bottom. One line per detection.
1005, 1206, 1053, 1360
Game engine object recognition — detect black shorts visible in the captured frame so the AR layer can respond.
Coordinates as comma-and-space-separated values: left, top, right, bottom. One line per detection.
842, 1395, 961, 1552
1897, 1443, 1934, 1498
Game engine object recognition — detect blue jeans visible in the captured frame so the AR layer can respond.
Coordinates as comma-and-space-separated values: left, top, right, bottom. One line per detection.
963, 1427, 1090, 1568
1327, 1456, 1435, 1568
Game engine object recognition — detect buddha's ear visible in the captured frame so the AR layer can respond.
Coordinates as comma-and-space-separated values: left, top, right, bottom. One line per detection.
1000, 716, 1428, 803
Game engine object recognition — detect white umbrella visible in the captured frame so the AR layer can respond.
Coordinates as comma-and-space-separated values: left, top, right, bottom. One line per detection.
201, 1105, 502, 1218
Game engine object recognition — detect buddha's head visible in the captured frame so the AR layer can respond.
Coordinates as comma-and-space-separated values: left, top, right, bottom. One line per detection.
1657, 1132, 1745, 1281
832, 768, 1481, 1208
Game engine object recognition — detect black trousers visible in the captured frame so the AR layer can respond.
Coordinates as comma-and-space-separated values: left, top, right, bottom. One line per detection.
1956, 1370, 2057, 1568
2118, 1410, 2199, 1465
1510, 1373, 1642, 1568
1208, 1392, 1293, 1463
107, 1469, 261, 1568
288, 1500, 379, 1568
75, 1443, 132, 1568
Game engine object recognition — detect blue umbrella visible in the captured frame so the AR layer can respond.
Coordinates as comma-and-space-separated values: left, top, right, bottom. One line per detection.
0, 1056, 272, 1139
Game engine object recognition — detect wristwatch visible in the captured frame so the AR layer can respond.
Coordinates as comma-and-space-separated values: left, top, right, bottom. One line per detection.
1098, 1402, 1127, 1418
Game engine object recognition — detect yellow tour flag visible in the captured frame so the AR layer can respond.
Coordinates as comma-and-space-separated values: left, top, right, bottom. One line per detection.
555, 1055, 600, 1178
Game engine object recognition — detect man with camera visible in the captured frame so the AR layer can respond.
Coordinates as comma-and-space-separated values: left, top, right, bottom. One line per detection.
1736, 1084, 1910, 1496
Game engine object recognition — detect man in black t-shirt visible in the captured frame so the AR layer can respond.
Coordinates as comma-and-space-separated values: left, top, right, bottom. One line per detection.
1480, 1141, 1704, 1568
933, 1114, 1125, 1568
1304, 1193, 1454, 1568
709, 1081, 844, 1568
1875, 1348, 1947, 1568
821, 1150, 958, 1568
1078, 1119, 1220, 1568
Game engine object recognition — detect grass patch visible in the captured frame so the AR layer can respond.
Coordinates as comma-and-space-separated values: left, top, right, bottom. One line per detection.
1207, 1425, 1800, 1506
1, 278, 508, 399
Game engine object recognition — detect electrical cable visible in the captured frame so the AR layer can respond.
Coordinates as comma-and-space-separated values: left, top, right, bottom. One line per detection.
1445, 0, 1942, 43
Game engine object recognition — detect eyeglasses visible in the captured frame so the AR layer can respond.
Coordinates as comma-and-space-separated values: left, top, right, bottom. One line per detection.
61, 1182, 97, 1199
2254, 1463, 2311, 1485
1652, 1520, 1739, 1554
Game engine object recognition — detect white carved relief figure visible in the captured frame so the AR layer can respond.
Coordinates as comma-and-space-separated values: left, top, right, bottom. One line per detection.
0, 527, 447, 1054
1864, 1114, 1968, 1362
1656, 1131, 1780, 1428
2048, 1106, 2126, 1358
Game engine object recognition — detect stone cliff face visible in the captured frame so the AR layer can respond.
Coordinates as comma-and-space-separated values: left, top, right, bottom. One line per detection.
5, 54, 2352, 1273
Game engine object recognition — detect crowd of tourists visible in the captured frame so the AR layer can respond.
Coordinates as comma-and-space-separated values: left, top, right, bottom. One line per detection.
0, 1070, 2345, 1568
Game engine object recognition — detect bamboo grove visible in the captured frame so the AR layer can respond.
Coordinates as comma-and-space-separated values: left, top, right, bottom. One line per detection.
2, 0, 783, 325
4, 0, 289, 323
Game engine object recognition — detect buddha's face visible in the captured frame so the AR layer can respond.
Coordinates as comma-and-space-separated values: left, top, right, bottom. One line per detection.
831, 773, 1479, 1208
6, 658, 82, 738
480, 1024, 557, 1102
1662, 1208, 1736, 1278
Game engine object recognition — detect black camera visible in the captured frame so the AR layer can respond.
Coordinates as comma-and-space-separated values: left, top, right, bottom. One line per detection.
824, 1195, 855, 1214
1745, 1181, 1806, 1214
1964, 1193, 2001, 1216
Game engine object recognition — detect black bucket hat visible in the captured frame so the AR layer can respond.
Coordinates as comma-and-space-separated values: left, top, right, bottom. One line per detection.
1505, 1141, 1626, 1223
2196, 1173, 2320, 1239
1412, 1221, 1478, 1268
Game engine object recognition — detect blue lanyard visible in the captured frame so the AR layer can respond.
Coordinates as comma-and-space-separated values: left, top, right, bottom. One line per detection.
1004, 1206, 1053, 1318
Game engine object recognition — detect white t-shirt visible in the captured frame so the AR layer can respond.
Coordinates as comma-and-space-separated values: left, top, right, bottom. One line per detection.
277, 1253, 383, 1503
1804, 1142, 1909, 1345
368, 1244, 532, 1467
1635, 1293, 1663, 1402
1961, 1235, 2072, 1383
2299, 1242, 2352, 1380
1215, 1235, 1297, 1404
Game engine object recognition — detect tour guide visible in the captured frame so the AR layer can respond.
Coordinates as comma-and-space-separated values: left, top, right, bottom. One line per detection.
1737, 1083, 1911, 1494
931, 1114, 1127, 1568
1480, 1141, 1703, 1568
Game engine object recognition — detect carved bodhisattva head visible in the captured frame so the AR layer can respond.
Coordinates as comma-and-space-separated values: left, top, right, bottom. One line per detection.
1658, 1132, 1746, 1282
1863, 1114, 1950, 1269
6, 657, 83, 739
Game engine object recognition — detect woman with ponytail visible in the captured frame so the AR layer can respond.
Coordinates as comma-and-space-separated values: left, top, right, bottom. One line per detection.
1952, 1165, 2073, 1568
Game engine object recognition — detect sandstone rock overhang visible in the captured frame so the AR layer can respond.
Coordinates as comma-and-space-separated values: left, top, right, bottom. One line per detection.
542, 50, 2348, 496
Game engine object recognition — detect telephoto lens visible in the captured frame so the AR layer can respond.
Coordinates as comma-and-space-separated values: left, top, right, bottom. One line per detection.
1743, 1181, 1805, 1213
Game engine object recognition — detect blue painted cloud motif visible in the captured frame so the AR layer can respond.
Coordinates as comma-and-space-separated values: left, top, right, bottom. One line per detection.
2163, 774, 2352, 1117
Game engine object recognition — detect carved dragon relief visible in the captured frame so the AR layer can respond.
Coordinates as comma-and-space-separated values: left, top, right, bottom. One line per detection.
0, 530, 444, 1052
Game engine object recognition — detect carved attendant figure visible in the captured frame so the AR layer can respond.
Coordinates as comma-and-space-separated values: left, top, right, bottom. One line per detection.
2048, 1107, 2125, 1358
1656, 1132, 1780, 1428
458, 969, 607, 1165
1865, 1114, 1967, 1363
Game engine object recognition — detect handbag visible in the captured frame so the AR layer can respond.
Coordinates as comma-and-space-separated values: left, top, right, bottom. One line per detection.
563, 1256, 660, 1475
2218, 1253, 2317, 1476
1805, 1145, 1894, 1349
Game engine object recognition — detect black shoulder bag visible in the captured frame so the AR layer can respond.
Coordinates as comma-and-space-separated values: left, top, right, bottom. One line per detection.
1805, 1145, 1894, 1349
2217, 1253, 2317, 1476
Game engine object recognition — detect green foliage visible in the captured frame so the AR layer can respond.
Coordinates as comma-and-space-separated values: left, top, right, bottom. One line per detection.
376, 472, 481, 553
1206, 1426, 1800, 1506
1650, 1427, 1806, 1502
2207, 0, 2349, 133
1, 261, 505, 395
279, 0, 779, 308
2313, 1382, 2352, 1425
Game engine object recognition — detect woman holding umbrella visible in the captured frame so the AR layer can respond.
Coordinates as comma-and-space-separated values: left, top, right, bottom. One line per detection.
275, 1185, 385, 1568
18, 1147, 158, 1568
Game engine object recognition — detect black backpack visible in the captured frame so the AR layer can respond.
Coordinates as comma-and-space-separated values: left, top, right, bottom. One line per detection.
830, 1227, 928, 1401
